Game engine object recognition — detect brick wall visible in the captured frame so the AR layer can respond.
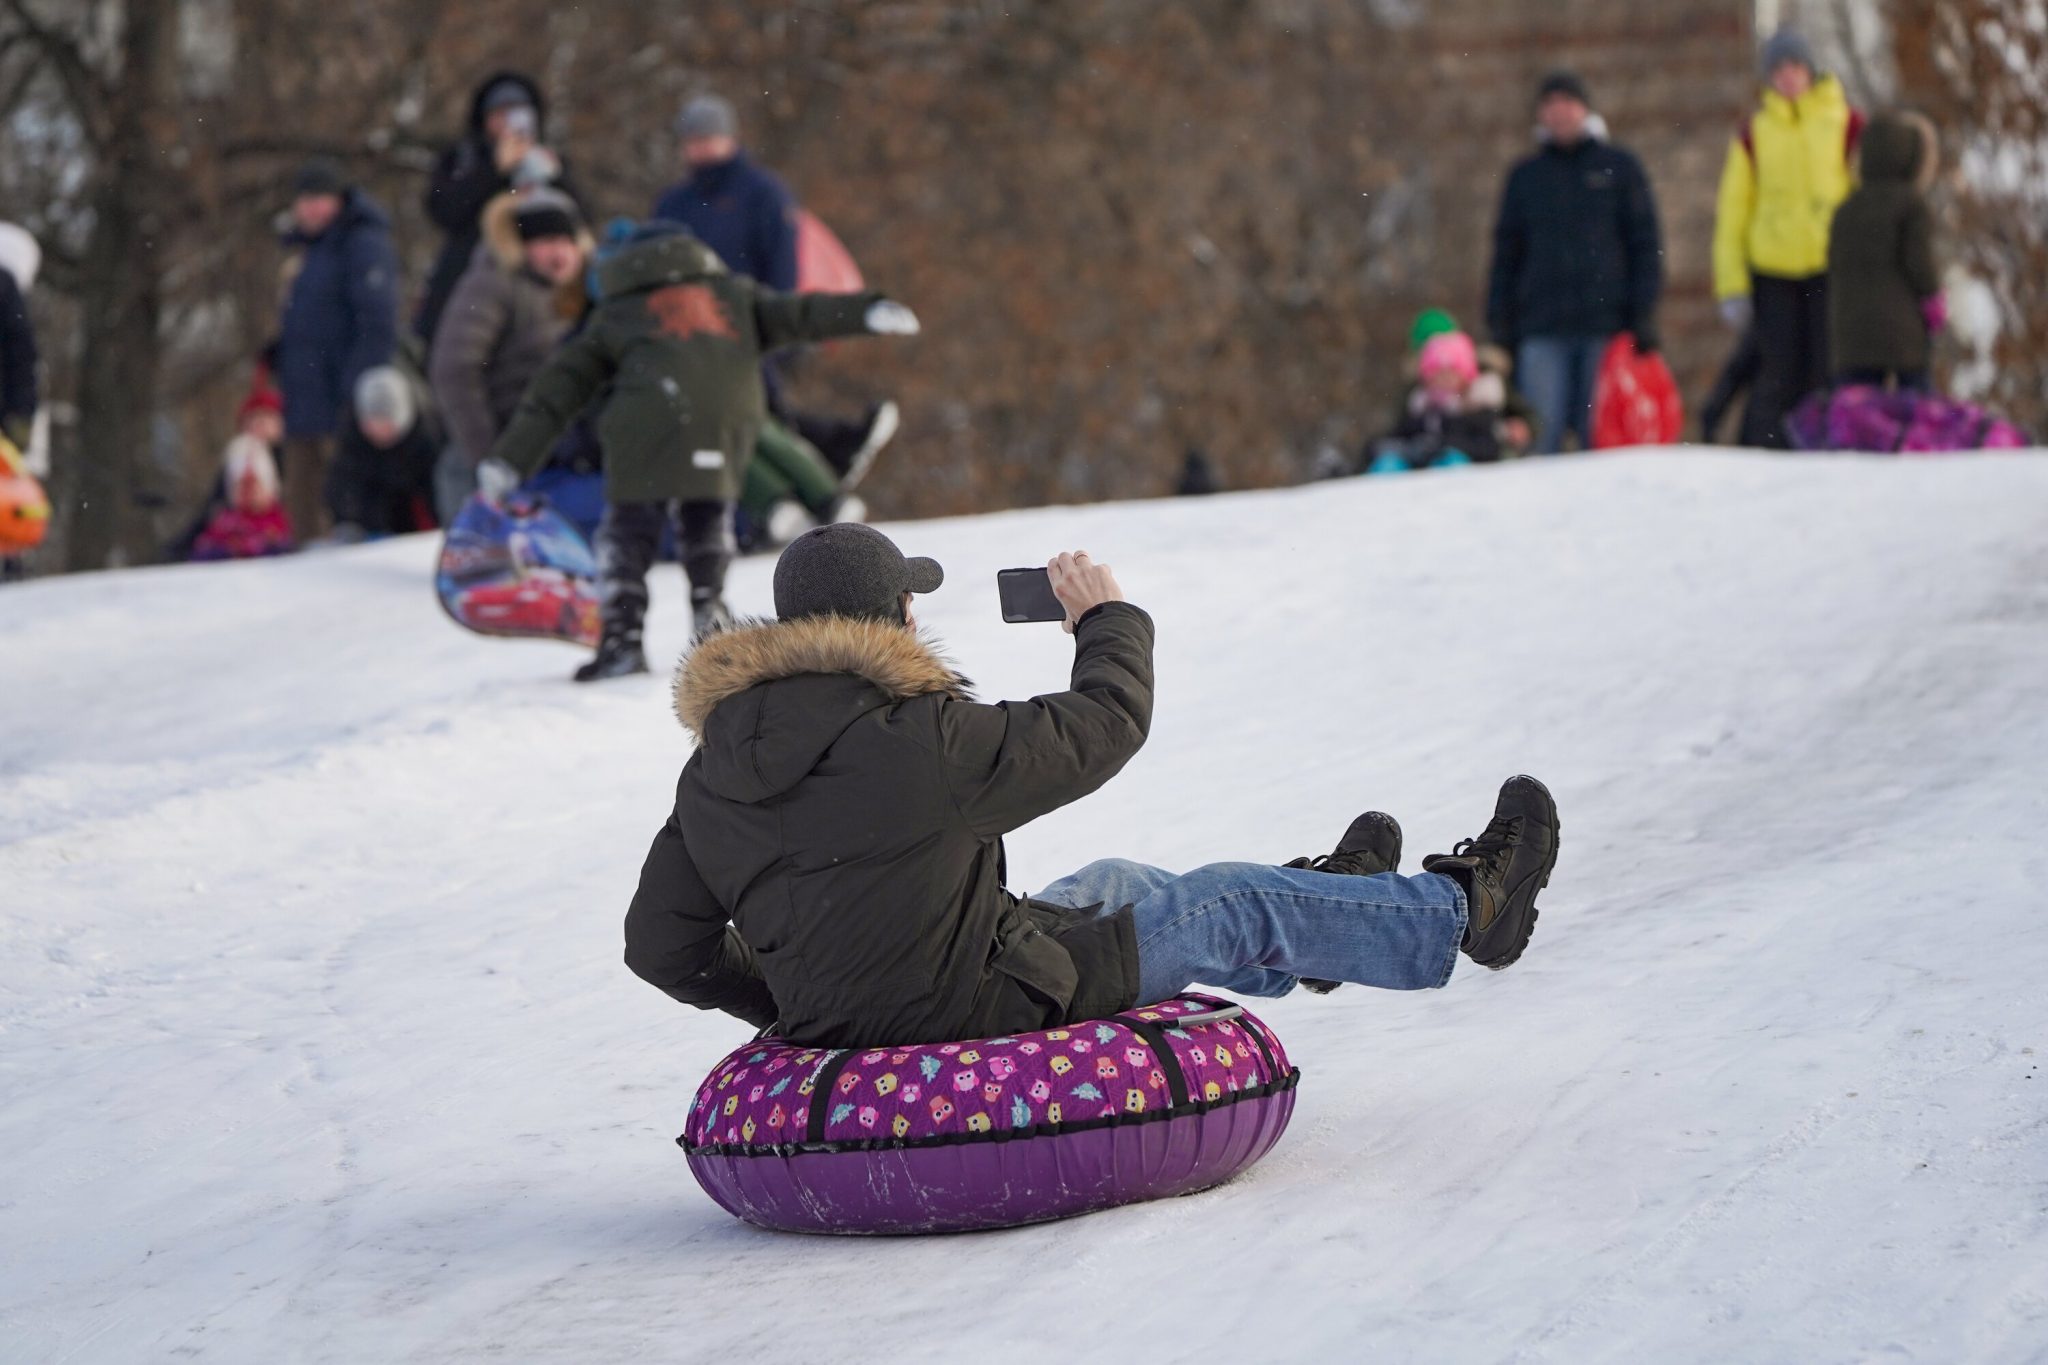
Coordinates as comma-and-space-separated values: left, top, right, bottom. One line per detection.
636, 0, 1763, 511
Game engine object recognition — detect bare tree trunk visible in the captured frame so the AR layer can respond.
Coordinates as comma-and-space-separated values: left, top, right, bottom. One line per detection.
63, 1, 173, 571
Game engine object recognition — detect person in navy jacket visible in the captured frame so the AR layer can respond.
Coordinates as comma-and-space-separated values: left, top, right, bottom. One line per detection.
272, 159, 399, 537
647, 96, 900, 520
650, 96, 798, 291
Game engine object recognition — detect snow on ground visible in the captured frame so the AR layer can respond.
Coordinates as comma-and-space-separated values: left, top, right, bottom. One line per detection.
4, 450, 2048, 1364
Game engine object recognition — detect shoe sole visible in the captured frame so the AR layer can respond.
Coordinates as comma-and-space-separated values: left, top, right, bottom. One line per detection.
838, 401, 899, 495
572, 665, 649, 683
1475, 776, 1559, 971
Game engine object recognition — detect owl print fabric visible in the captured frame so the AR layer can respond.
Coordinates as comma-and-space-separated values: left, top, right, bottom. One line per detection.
683, 995, 1296, 1154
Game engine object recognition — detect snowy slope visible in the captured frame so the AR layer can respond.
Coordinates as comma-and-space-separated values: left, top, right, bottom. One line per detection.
4, 450, 2047, 1364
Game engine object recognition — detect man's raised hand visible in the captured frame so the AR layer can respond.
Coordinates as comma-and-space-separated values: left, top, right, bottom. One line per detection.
1047, 551, 1125, 635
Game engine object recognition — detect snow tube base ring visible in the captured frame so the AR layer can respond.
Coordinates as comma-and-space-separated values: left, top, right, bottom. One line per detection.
682, 995, 1298, 1235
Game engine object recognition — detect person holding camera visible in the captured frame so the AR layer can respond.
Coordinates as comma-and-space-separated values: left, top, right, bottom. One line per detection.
622, 525, 1562, 1048
415, 71, 579, 348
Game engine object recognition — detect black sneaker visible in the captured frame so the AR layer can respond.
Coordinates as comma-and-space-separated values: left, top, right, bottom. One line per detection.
572, 635, 649, 683
1286, 812, 1402, 994
1421, 776, 1559, 970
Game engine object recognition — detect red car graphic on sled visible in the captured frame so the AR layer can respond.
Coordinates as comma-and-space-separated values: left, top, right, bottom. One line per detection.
451, 572, 600, 646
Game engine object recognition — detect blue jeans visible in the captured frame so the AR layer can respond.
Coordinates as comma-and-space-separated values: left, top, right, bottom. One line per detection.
1035, 859, 1467, 1005
1517, 335, 1610, 454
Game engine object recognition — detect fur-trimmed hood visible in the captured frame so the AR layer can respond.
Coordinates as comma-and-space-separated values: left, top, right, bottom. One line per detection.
477, 191, 594, 319
674, 615, 973, 801
1859, 109, 1941, 193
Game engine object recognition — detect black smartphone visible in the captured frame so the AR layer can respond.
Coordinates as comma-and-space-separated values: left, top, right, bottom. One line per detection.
997, 567, 1066, 624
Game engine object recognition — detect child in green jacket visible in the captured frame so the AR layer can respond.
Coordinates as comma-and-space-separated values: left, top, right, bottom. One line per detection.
489, 222, 918, 681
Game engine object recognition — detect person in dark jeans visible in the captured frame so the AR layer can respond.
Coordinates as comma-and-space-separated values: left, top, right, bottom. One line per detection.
1485, 71, 1663, 454
624, 528, 1563, 1049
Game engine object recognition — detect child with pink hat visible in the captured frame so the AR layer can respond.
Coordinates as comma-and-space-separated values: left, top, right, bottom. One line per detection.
1365, 330, 1511, 473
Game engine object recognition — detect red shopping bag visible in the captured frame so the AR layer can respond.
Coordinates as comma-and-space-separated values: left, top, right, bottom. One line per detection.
1591, 334, 1683, 448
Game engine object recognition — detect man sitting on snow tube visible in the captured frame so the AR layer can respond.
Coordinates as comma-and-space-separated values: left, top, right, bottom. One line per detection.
621, 524, 1561, 1050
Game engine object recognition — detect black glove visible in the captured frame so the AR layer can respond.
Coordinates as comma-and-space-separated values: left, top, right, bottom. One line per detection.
1631, 322, 1661, 355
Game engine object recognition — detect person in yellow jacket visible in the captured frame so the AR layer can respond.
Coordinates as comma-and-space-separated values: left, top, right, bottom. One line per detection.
1712, 28, 1865, 448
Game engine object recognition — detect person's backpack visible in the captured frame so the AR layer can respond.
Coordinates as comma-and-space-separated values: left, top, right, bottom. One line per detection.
1591, 334, 1683, 448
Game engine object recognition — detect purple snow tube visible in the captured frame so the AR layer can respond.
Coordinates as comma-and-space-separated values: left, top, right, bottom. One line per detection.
681, 994, 1298, 1235
1787, 385, 2032, 453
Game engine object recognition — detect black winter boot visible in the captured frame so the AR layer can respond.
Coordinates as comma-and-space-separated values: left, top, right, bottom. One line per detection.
691, 592, 734, 643
1286, 811, 1402, 995
573, 631, 649, 683
1421, 776, 1559, 971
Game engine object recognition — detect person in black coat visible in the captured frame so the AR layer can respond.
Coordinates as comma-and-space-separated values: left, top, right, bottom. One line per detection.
1485, 71, 1664, 453
329, 364, 443, 537
0, 266, 35, 450
415, 71, 578, 347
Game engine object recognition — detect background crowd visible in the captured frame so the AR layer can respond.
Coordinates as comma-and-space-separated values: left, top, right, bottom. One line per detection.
111, 77, 902, 575
1330, 27, 2007, 480
0, 18, 2034, 580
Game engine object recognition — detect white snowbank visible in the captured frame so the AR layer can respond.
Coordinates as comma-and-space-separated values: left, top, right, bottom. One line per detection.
4, 450, 2047, 1362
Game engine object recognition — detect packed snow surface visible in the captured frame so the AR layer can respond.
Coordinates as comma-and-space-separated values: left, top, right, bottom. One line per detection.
4, 450, 2047, 1364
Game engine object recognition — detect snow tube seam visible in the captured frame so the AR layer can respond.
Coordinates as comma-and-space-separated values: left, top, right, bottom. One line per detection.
679, 1067, 1301, 1158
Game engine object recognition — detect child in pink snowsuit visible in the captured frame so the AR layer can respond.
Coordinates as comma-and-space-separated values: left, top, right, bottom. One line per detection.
192, 435, 295, 560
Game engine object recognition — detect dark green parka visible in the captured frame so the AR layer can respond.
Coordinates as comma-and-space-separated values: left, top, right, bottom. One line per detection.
490, 229, 884, 502
623, 603, 1156, 1049
1828, 112, 1941, 377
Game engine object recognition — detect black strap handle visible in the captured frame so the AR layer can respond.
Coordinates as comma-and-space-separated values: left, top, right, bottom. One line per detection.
1117, 1015, 1192, 1109
804, 1049, 858, 1144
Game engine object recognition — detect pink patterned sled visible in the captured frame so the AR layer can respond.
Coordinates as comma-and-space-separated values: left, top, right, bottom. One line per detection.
682, 994, 1299, 1234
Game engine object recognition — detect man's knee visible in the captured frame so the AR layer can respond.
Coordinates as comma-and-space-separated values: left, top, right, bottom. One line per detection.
1179, 861, 1273, 894
1069, 857, 1148, 888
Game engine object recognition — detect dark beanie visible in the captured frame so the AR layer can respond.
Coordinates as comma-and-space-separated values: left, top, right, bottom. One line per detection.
291, 158, 348, 199
1536, 70, 1592, 107
479, 78, 534, 116
773, 524, 945, 622
512, 188, 581, 242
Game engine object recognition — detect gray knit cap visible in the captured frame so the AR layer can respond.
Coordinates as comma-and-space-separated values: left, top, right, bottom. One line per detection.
773, 524, 944, 622
674, 94, 738, 141
1760, 27, 1817, 77
353, 366, 416, 431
